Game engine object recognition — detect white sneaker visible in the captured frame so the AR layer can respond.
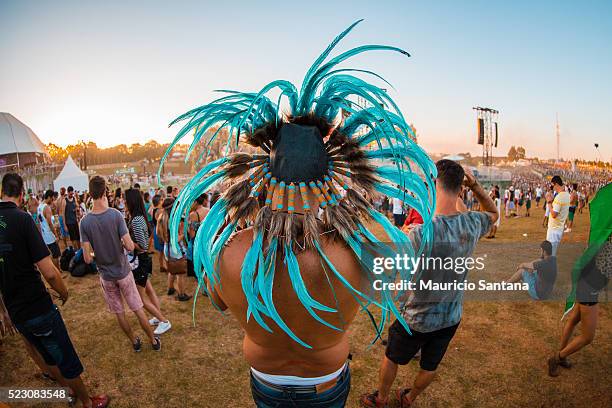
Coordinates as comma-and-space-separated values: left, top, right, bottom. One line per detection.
154, 320, 172, 335
149, 317, 160, 326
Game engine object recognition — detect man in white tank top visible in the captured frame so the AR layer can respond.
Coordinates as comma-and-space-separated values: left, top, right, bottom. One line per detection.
38, 190, 61, 268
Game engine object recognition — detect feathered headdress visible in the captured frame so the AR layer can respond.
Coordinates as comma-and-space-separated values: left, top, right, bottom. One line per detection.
161, 20, 437, 348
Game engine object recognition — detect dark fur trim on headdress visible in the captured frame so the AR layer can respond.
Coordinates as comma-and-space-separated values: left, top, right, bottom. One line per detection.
232, 196, 259, 223
323, 204, 356, 239
269, 212, 287, 243
245, 122, 278, 151
303, 211, 319, 249
288, 114, 333, 139
345, 188, 372, 216
326, 129, 349, 149
225, 179, 252, 210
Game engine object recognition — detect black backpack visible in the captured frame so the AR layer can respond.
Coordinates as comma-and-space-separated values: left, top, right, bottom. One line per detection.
70, 262, 90, 277
59, 247, 76, 271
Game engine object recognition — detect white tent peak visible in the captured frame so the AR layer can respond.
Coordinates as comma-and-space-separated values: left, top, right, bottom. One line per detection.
0, 112, 49, 156
442, 154, 465, 162
57, 155, 82, 176
54, 155, 89, 192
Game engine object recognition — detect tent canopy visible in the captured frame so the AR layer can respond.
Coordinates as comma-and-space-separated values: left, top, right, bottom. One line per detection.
442, 154, 465, 161
0, 112, 49, 156
54, 155, 89, 192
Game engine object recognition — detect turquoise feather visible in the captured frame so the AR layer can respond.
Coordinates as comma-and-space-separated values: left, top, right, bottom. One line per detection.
163, 20, 436, 347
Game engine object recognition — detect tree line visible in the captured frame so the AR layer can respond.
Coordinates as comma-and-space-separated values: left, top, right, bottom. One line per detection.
46, 140, 172, 167
45, 128, 234, 169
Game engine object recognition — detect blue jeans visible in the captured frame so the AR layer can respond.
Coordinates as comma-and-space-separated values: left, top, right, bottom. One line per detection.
522, 270, 540, 300
15, 305, 84, 379
250, 365, 351, 408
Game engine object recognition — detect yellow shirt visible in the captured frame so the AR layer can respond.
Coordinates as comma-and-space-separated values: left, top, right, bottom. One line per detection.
548, 191, 570, 231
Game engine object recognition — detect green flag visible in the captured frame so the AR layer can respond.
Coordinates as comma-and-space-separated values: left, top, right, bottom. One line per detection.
564, 182, 612, 316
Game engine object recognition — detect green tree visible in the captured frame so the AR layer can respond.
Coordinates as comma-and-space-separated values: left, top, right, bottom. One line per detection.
507, 146, 518, 161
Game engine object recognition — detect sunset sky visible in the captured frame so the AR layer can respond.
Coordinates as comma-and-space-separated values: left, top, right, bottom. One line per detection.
1, 0, 610, 161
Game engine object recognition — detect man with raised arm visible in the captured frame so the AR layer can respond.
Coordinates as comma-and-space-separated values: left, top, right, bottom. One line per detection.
362, 160, 498, 407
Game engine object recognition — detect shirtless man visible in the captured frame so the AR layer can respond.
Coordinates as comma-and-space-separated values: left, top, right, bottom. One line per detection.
55, 187, 68, 247
210, 190, 363, 380
26, 189, 39, 229
166, 23, 436, 407
542, 186, 554, 228
565, 183, 579, 232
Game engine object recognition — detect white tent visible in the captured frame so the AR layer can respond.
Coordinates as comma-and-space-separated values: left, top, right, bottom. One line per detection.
442, 154, 465, 161
54, 155, 89, 192
0, 112, 48, 155
0, 112, 50, 167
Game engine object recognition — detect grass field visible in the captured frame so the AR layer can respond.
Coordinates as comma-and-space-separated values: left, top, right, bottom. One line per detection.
1, 207, 610, 408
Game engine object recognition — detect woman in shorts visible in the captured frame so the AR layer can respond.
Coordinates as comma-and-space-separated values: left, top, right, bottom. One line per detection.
125, 188, 171, 335
150, 195, 166, 272
548, 183, 610, 376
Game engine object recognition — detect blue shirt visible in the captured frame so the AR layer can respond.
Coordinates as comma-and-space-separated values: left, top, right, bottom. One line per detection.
401, 211, 492, 333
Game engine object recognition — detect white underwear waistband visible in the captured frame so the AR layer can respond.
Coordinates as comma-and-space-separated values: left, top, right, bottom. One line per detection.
250, 363, 346, 387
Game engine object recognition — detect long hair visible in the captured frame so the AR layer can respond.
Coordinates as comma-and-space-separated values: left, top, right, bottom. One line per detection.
125, 188, 146, 218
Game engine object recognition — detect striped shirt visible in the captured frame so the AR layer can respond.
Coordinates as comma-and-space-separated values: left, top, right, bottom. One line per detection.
130, 215, 149, 251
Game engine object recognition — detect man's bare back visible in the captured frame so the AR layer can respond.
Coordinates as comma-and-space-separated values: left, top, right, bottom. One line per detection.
570, 190, 578, 206
27, 196, 38, 214
213, 227, 364, 377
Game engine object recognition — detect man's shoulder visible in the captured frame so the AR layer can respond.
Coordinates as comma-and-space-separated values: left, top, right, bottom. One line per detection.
81, 208, 119, 224
557, 191, 570, 200
222, 228, 253, 258
441, 211, 491, 237
434, 211, 489, 224
1, 205, 30, 222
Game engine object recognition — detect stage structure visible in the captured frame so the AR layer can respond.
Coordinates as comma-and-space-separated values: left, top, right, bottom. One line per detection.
473, 106, 499, 166
0, 112, 60, 191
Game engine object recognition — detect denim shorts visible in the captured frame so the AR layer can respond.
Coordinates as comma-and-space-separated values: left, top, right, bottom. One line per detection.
15, 305, 84, 379
250, 364, 351, 408
522, 270, 540, 300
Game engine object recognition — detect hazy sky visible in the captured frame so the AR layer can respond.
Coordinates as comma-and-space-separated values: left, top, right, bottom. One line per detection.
1, 0, 610, 161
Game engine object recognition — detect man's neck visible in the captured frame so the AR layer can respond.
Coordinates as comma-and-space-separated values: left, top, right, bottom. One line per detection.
1, 196, 20, 206
92, 198, 108, 213
435, 191, 460, 216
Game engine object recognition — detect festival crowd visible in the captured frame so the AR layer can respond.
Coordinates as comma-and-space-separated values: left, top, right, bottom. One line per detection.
0, 163, 609, 407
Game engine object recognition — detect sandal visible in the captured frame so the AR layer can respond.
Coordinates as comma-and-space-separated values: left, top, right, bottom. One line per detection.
396, 388, 412, 407
360, 390, 388, 407
559, 357, 572, 369
36, 372, 57, 383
